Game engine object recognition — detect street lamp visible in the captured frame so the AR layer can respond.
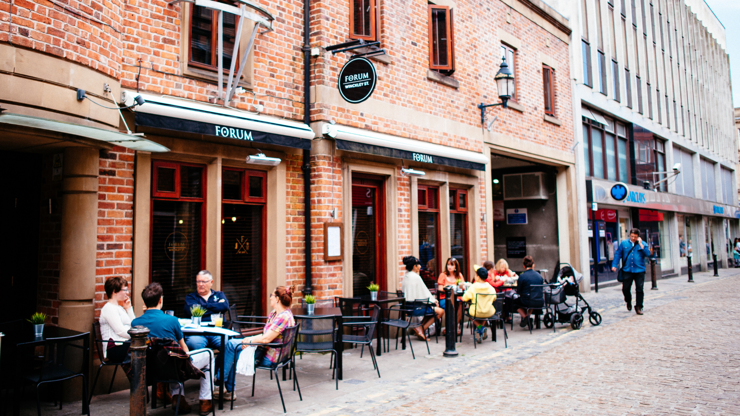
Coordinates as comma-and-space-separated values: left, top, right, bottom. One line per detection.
478, 56, 515, 127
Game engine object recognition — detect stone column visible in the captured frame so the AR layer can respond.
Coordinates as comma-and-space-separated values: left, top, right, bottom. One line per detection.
58, 147, 98, 332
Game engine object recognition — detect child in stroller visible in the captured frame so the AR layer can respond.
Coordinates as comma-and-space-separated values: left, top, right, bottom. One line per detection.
542, 264, 602, 330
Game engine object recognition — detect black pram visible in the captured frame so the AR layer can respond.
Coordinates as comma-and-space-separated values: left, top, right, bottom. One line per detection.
542, 263, 602, 330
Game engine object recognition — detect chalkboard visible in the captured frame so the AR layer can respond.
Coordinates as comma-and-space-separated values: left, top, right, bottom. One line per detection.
506, 237, 527, 258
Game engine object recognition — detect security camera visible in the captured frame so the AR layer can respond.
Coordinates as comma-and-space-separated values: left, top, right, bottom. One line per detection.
672, 163, 681, 173
322, 123, 338, 138
401, 168, 425, 177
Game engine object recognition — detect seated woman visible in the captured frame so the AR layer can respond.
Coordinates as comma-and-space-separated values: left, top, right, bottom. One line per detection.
220, 285, 296, 400
485, 259, 518, 293
401, 256, 444, 341
437, 257, 465, 335
99, 276, 136, 362
462, 267, 497, 343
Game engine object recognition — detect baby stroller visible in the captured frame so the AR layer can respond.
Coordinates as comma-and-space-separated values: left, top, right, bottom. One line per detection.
542, 263, 602, 330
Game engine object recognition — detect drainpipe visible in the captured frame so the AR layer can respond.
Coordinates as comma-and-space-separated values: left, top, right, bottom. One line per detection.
301, 0, 312, 295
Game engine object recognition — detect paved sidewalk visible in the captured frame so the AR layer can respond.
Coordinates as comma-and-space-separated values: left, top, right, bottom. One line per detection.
13, 268, 740, 415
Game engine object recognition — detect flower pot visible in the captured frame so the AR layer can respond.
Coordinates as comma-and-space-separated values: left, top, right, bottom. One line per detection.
370, 291, 378, 301
192, 316, 202, 326
33, 324, 44, 338
307, 304, 315, 315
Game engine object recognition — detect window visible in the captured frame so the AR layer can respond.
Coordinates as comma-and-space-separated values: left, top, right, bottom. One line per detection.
636, 77, 642, 113
151, 161, 206, 313
656, 88, 661, 123
583, 113, 630, 182
625, 69, 632, 108
635, 137, 666, 192
647, 82, 653, 119
583, 41, 593, 87
721, 168, 734, 205
700, 158, 716, 201
190, 6, 239, 71
428, 5, 455, 73
595, 0, 607, 95
672, 147, 694, 197
543, 65, 555, 116
612, 60, 621, 102
350, 0, 378, 41
417, 185, 441, 284
449, 188, 468, 278
501, 44, 517, 102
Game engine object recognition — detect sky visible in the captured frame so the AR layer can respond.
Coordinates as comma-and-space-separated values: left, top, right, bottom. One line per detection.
703, 0, 740, 108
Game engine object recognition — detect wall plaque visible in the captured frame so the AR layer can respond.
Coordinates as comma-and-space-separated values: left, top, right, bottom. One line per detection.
506, 237, 526, 258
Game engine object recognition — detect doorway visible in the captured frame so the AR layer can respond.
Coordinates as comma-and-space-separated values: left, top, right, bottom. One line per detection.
351, 176, 386, 296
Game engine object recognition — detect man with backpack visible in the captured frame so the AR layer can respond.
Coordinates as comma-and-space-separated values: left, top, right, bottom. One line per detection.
611, 228, 652, 315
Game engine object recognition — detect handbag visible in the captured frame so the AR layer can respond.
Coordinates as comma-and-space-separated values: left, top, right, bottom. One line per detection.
617, 243, 637, 282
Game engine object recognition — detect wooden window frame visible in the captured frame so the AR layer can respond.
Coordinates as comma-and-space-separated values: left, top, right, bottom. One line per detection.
152, 161, 181, 199
428, 5, 455, 73
349, 0, 379, 42
188, 4, 240, 72
449, 188, 468, 213
543, 65, 555, 117
222, 168, 267, 204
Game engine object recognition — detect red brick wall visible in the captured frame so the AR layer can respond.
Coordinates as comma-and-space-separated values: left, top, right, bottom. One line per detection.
94, 146, 135, 318
285, 153, 307, 296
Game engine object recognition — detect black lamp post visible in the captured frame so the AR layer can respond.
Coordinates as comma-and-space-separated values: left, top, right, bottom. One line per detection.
478, 56, 515, 126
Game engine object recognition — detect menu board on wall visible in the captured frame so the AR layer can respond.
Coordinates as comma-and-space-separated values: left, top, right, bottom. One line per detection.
506, 237, 527, 258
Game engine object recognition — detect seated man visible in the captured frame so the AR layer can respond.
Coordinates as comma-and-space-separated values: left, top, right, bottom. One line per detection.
184, 270, 230, 351
462, 266, 497, 343
132, 282, 214, 416
514, 256, 546, 328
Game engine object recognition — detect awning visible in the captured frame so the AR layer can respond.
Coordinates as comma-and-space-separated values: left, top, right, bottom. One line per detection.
0, 112, 170, 152
130, 92, 315, 149
582, 106, 608, 125
332, 124, 488, 171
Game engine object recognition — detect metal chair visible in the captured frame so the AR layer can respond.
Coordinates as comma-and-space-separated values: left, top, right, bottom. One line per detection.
89, 321, 130, 405
242, 325, 302, 413
463, 293, 508, 348
341, 305, 381, 378
233, 315, 269, 337
19, 332, 90, 416
511, 284, 549, 334
380, 302, 429, 359
294, 315, 338, 389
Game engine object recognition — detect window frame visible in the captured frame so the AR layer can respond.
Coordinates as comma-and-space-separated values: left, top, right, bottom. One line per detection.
582, 115, 630, 183
349, 0, 379, 42
188, 5, 241, 73
543, 65, 556, 116
222, 167, 267, 204
428, 5, 455, 72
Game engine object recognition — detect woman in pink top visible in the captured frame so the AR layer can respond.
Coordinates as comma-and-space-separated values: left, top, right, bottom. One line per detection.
437, 258, 465, 334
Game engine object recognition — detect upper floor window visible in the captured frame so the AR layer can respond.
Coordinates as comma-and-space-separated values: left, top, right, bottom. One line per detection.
501, 44, 517, 102
350, 0, 378, 41
190, 6, 238, 71
428, 5, 455, 73
543, 65, 555, 116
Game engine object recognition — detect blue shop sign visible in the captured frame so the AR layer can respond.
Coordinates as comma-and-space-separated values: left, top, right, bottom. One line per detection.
610, 183, 629, 201
713, 206, 724, 215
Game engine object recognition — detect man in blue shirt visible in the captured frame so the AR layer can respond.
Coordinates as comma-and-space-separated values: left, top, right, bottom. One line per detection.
611, 228, 652, 315
184, 270, 230, 351
132, 282, 214, 415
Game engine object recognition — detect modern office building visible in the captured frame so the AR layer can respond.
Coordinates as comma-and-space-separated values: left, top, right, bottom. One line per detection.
550, 0, 738, 286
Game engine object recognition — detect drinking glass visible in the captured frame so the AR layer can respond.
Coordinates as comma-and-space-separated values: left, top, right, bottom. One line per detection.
212, 313, 223, 327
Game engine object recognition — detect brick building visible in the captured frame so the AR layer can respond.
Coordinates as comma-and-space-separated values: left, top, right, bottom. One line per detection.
0, 0, 577, 394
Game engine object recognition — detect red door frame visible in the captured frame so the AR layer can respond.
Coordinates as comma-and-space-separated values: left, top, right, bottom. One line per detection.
449, 188, 469, 280
352, 174, 387, 293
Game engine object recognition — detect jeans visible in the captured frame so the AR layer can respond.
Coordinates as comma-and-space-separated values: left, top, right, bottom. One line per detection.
185, 335, 222, 351
221, 340, 271, 392
621, 271, 645, 309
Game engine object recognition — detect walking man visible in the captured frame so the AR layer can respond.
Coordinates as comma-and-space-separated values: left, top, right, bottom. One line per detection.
611, 228, 652, 315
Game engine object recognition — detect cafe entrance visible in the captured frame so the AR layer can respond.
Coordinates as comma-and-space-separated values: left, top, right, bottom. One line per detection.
351, 176, 386, 297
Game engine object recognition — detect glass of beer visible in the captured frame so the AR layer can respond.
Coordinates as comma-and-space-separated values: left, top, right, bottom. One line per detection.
212, 313, 223, 327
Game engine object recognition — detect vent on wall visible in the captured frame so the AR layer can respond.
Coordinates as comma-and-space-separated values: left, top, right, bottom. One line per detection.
503, 173, 548, 200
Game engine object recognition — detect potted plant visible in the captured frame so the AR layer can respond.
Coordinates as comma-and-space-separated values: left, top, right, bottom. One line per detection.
367, 283, 380, 301
28, 312, 47, 338
190, 305, 207, 325
304, 295, 316, 315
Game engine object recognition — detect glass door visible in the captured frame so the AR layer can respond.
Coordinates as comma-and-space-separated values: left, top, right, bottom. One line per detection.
449, 188, 469, 279
417, 185, 440, 288
352, 176, 386, 296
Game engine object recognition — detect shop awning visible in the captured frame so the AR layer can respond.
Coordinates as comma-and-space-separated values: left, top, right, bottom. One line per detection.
130, 92, 315, 149
332, 124, 488, 171
582, 106, 608, 125
0, 112, 170, 152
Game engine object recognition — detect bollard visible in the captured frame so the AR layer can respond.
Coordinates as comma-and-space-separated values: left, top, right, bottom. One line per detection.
687, 255, 694, 282
713, 254, 719, 276
128, 325, 150, 416
650, 258, 658, 290
442, 286, 458, 357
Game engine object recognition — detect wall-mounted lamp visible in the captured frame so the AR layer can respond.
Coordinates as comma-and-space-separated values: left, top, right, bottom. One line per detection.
330, 207, 338, 219
400, 168, 425, 177
77, 88, 145, 135
246, 152, 282, 166
478, 56, 515, 128
493, 179, 500, 184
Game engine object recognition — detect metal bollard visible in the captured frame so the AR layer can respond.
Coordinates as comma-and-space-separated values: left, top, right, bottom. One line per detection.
687, 255, 694, 282
128, 325, 150, 416
650, 258, 658, 290
442, 287, 458, 357
713, 254, 719, 276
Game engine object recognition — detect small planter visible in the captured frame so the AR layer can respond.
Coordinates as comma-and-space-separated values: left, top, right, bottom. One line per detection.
307, 304, 315, 315
34, 324, 44, 338
370, 291, 378, 301
192, 316, 202, 326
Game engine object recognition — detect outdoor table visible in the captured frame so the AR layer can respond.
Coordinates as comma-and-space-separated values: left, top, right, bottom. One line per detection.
180, 320, 240, 411
351, 294, 405, 356
291, 306, 345, 380
4, 325, 90, 416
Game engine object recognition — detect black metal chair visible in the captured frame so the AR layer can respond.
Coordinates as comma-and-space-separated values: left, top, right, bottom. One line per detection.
462, 293, 508, 348
242, 325, 302, 413
414, 298, 440, 343
19, 331, 90, 416
341, 305, 381, 378
89, 321, 129, 406
380, 302, 429, 359
294, 315, 338, 389
511, 284, 549, 334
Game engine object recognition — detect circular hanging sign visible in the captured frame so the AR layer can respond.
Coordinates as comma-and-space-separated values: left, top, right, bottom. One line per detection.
610, 182, 629, 201
338, 57, 377, 104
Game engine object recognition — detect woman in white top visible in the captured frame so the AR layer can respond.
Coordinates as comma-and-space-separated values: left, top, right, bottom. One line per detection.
401, 256, 444, 341
99, 276, 136, 361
